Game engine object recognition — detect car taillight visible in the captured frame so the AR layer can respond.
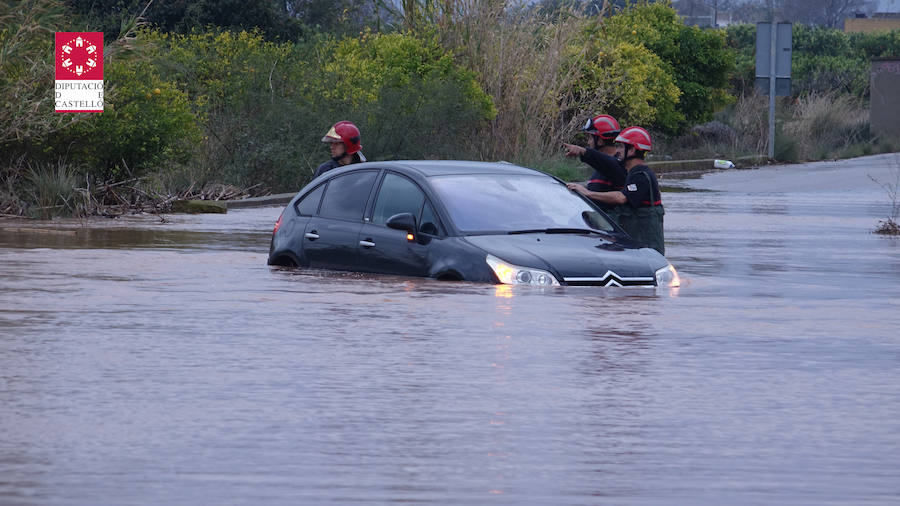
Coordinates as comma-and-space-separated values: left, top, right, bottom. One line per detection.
273, 211, 284, 235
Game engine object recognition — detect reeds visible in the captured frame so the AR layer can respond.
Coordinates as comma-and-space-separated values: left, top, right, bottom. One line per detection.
784, 91, 869, 161
678, 90, 877, 164
403, 1, 607, 163
0, 0, 85, 145
26, 159, 77, 219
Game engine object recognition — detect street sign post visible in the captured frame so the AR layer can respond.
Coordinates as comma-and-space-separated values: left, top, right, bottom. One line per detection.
756, 22, 792, 159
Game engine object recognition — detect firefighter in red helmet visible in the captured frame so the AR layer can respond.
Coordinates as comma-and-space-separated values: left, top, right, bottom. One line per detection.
562, 114, 625, 211
314, 121, 366, 178
567, 126, 665, 255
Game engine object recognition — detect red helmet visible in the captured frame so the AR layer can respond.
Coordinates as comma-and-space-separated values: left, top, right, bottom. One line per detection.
581, 114, 620, 140
321, 121, 362, 155
615, 126, 652, 151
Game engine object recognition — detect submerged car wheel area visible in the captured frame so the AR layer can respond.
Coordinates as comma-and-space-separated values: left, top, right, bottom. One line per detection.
268, 160, 679, 287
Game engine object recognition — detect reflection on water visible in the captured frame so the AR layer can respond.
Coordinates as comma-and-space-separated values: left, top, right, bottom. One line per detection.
2, 156, 900, 505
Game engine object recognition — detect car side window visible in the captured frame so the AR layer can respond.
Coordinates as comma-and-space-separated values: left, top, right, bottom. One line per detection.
318, 170, 377, 221
419, 200, 443, 236
295, 184, 325, 216
372, 173, 425, 225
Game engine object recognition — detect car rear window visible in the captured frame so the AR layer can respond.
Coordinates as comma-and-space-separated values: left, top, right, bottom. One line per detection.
429, 174, 614, 233
295, 184, 325, 216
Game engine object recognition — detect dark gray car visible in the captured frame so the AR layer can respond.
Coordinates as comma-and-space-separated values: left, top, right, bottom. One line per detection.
268, 160, 679, 287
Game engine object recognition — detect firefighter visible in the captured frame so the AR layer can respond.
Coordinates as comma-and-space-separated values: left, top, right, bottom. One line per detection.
567, 126, 665, 255
562, 114, 625, 211
314, 121, 366, 179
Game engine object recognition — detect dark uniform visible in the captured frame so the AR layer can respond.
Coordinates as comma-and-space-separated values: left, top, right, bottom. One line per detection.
313, 153, 364, 179
313, 160, 341, 179
580, 148, 625, 211
615, 164, 665, 255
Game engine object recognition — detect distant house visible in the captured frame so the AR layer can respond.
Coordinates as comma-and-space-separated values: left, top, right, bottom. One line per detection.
845, 15, 900, 33
846, 0, 900, 32
872, 0, 900, 13
674, 0, 735, 27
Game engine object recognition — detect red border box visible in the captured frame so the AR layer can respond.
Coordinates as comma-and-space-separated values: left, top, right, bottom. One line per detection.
55, 32, 104, 80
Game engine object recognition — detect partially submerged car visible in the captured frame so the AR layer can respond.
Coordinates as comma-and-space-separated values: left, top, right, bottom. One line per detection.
268, 160, 679, 287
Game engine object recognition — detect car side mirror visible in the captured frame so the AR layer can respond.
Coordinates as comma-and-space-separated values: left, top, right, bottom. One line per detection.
386, 212, 417, 233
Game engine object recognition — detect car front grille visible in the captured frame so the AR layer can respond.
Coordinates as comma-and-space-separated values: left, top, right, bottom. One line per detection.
562, 271, 655, 287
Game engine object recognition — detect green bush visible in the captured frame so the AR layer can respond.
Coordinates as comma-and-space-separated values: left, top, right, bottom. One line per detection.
55, 58, 200, 180
314, 31, 496, 163
64, 0, 303, 42
726, 24, 900, 99
0, 0, 81, 156
147, 29, 317, 190
2, 1, 199, 187
26, 159, 78, 218
572, 36, 682, 131
143, 29, 495, 191
724, 23, 756, 94
603, 1, 735, 131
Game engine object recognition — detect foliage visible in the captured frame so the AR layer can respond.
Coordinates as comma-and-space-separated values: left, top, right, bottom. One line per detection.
15, 0, 899, 215
309, 30, 496, 162
143, 29, 493, 190
1, 0, 198, 194
318, 31, 495, 120
147, 29, 323, 189
572, 36, 682, 132
602, 1, 735, 131
724, 23, 756, 94
726, 24, 900, 99
58, 58, 200, 180
781, 0, 870, 29
783, 90, 869, 160
64, 0, 303, 42
417, 2, 583, 161
26, 158, 78, 218
0, 0, 82, 149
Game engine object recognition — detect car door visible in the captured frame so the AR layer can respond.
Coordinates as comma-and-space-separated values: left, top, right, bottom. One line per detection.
357, 172, 440, 277
303, 170, 378, 271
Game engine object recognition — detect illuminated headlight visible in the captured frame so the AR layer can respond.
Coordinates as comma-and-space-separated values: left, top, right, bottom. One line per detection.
486, 254, 560, 286
655, 263, 681, 287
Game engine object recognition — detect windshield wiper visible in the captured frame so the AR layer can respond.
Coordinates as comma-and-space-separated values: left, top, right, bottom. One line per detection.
507, 228, 603, 235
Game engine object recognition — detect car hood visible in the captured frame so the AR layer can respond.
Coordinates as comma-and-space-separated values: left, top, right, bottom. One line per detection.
464, 232, 667, 283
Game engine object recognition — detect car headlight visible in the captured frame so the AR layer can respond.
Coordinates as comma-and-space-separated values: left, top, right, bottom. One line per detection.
486, 254, 560, 286
655, 263, 681, 287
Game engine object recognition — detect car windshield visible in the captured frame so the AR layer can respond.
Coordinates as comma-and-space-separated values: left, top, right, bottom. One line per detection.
429, 173, 615, 234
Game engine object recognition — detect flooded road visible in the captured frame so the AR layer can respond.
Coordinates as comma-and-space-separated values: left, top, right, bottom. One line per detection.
1, 154, 899, 505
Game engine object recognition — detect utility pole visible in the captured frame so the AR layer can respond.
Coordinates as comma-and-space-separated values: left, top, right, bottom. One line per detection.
768, 0, 776, 159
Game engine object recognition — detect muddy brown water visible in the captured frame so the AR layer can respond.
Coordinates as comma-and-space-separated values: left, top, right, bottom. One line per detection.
2, 154, 899, 505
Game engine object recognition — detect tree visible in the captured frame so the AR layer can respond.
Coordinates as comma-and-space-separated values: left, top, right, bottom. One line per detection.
729, 0, 770, 23
65, 0, 303, 40
781, 0, 873, 28
604, 2, 736, 130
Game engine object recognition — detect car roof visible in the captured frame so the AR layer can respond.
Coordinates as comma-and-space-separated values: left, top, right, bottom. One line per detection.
356, 160, 547, 178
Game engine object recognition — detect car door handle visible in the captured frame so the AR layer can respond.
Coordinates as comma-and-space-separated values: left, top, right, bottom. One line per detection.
359, 239, 376, 248
304, 231, 320, 240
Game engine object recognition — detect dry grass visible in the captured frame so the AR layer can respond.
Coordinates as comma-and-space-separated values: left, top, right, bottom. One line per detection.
728, 91, 769, 155
0, 156, 27, 216
703, 90, 878, 164
398, 1, 610, 163
25, 159, 78, 219
870, 154, 900, 235
0, 0, 86, 145
784, 91, 868, 160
